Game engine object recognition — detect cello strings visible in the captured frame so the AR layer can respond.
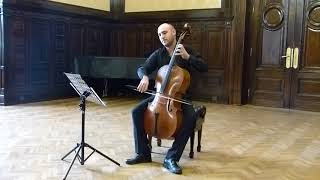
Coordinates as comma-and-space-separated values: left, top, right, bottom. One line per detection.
125, 85, 193, 105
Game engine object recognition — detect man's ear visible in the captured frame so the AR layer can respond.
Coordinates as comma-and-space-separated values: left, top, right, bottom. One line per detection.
172, 29, 176, 36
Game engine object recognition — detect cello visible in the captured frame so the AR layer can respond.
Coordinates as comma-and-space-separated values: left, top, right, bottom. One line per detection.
144, 23, 192, 140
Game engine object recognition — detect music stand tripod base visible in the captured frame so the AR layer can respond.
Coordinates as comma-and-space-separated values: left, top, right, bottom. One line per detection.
61, 73, 120, 180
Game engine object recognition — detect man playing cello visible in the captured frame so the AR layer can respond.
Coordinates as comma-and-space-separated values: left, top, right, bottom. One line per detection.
126, 23, 208, 174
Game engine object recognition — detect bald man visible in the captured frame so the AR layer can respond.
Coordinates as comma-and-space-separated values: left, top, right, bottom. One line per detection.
126, 23, 208, 174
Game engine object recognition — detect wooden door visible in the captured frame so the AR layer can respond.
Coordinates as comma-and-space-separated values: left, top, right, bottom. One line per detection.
245, 0, 320, 111
289, 0, 320, 111
245, 0, 293, 108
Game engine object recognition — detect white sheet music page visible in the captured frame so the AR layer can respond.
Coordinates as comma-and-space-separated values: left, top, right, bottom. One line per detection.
64, 72, 106, 106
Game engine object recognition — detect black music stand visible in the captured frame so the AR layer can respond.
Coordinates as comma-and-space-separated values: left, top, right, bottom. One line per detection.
61, 72, 120, 180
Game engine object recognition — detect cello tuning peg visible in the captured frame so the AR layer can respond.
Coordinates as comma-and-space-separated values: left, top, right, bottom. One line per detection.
183, 23, 191, 35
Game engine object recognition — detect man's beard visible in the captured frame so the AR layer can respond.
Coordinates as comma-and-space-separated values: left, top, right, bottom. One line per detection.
163, 40, 173, 47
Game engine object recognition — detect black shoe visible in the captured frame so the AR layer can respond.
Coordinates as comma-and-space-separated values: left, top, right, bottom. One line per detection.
163, 158, 182, 174
125, 154, 151, 165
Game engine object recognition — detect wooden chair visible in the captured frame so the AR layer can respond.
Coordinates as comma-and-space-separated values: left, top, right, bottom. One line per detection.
147, 105, 206, 158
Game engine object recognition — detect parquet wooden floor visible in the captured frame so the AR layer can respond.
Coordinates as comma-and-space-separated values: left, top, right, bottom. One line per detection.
1, 97, 320, 180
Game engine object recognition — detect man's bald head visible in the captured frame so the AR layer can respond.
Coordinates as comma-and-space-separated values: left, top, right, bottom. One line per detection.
158, 23, 176, 34
157, 23, 176, 48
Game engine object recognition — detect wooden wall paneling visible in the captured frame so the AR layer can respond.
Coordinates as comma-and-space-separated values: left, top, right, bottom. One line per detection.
110, 0, 123, 20
52, 21, 70, 97
109, 24, 145, 57
140, 24, 157, 57
69, 23, 85, 59
109, 25, 122, 56
206, 22, 228, 70
242, 0, 258, 104
6, 16, 28, 104
85, 22, 111, 56
86, 26, 101, 56
210, 21, 231, 103
0, 5, 4, 105
29, 18, 51, 100
116, 28, 126, 56
229, 0, 246, 105
123, 28, 139, 57
187, 21, 230, 102
102, 26, 111, 56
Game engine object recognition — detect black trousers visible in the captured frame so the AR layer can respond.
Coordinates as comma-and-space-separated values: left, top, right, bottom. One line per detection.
131, 96, 196, 162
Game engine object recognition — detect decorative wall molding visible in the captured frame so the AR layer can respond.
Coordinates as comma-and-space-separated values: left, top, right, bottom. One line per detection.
262, 4, 284, 31
307, 2, 320, 29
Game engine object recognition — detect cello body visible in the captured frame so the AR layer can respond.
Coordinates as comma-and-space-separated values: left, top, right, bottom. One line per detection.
144, 62, 190, 139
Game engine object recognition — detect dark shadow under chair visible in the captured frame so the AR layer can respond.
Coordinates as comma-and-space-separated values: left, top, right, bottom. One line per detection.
148, 105, 207, 158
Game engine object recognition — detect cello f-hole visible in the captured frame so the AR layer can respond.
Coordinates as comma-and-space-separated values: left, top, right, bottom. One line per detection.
167, 99, 173, 112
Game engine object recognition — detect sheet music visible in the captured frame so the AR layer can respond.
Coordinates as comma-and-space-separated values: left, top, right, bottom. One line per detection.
64, 72, 106, 106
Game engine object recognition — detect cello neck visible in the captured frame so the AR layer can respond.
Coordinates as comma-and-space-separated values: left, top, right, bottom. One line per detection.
159, 25, 190, 93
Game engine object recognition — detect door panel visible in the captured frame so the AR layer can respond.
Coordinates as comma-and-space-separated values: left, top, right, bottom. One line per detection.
249, 0, 291, 108
290, 1, 320, 111
304, 31, 320, 67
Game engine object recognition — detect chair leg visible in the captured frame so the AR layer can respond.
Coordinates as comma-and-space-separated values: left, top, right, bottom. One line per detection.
197, 126, 202, 152
157, 138, 162, 146
147, 134, 152, 150
189, 132, 195, 158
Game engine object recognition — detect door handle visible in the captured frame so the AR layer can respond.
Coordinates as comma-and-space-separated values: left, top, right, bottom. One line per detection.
282, 47, 293, 69
293, 48, 299, 69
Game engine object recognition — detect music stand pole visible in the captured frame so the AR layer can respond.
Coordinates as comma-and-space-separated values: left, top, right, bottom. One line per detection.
61, 73, 120, 180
